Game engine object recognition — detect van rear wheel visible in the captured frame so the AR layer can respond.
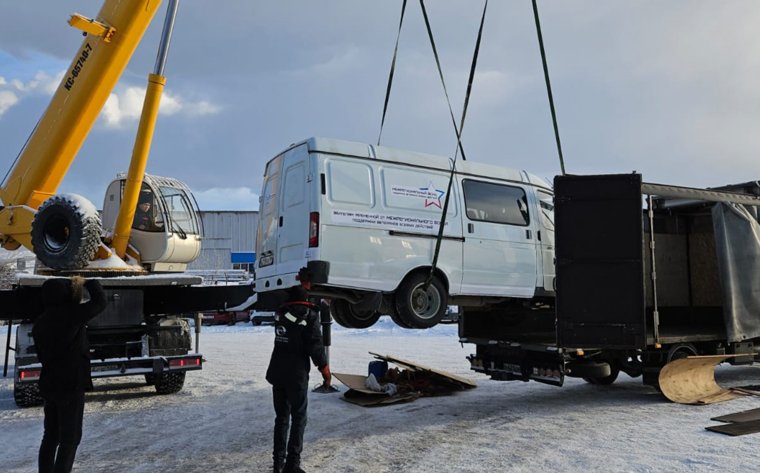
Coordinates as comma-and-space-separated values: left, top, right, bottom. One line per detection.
330, 299, 380, 329
395, 272, 447, 329
389, 308, 413, 329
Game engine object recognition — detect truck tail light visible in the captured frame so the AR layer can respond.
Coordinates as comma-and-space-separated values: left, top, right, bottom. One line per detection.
20, 369, 41, 380
309, 212, 319, 248
169, 358, 201, 368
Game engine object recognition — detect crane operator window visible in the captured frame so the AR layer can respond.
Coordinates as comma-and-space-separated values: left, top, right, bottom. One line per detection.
159, 186, 199, 235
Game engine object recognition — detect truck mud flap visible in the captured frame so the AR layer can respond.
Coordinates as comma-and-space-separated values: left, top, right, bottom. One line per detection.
659, 355, 743, 404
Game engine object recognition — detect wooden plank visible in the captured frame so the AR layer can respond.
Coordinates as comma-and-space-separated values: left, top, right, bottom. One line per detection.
658, 355, 742, 404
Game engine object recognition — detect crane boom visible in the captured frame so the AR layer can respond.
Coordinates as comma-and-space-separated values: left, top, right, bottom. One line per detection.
0, 0, 163, 251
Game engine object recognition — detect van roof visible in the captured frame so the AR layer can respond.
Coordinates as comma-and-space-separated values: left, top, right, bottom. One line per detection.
281, 137, 552, 190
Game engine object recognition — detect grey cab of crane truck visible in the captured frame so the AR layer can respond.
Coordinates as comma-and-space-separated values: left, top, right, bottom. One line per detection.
253, 137, 556, 329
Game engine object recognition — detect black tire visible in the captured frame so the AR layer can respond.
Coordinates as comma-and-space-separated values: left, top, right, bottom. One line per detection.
251, 318, 262, 326
583, 366, 620, 385
147, 318, 190, 395
330, 299, 380, 329
31, 194, 102, 270
388, 306, 413, 329
14, 382, 43, 408
395, 272, 447, 329
667, 343, 698, 363
154, 372, 186, 395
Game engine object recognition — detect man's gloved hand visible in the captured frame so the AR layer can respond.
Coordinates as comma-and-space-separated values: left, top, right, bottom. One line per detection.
319, 365, 331, 385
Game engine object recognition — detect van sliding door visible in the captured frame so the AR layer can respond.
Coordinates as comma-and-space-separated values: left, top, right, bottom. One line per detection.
460, 179, 538, 297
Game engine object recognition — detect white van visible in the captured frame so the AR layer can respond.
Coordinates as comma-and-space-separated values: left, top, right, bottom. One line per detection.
253, 137, 555, 329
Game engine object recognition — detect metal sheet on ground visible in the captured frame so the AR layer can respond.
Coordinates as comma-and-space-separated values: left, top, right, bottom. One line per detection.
659, 355, 742, 404
712, 407, 760, 423
706, 419, 760, 436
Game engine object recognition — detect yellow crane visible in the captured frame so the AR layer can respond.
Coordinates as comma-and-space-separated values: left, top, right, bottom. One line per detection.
1, 0, 254, 407
0, 0, 199, 272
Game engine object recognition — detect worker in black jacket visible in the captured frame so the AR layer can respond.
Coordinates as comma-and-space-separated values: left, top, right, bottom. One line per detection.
32, 276, 107, 473
266, 267, 330, 473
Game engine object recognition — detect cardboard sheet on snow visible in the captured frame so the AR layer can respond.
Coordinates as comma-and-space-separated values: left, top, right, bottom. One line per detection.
369, 352, 477, 388
333, 353, 476, 407
331, 373, 419, 407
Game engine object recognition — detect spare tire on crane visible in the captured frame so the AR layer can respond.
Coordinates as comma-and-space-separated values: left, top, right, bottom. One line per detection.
31, 194, 102, 270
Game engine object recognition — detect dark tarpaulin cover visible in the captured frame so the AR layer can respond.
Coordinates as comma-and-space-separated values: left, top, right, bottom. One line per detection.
712, 203, 760, 342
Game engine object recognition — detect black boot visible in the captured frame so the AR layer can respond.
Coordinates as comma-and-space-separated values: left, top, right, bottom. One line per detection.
273, 459, 285, 473
283, 462, 305, 473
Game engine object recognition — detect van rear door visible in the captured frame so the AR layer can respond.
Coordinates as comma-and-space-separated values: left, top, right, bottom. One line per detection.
275, 145, 311, 277
255, 144, 310, 280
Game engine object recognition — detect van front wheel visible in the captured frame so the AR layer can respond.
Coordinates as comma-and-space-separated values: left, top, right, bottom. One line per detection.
395, 273, 447, 329
330, 299, 380, 329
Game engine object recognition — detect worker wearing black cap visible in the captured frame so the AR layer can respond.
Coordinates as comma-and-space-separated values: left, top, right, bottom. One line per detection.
266, 267, 330, 473
32, 276, 107, 473
132, 191, 163, 231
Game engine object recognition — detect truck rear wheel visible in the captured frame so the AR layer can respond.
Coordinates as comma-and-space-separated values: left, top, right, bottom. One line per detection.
14, 382, 43, 408
330, 299, 380, 329
31, 194, 102, 270
395, 272, 447, 329
583, 366, 620, 385
154, 372, 186, 394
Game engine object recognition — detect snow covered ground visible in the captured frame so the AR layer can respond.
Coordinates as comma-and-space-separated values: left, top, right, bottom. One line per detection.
2, 319, 760, 472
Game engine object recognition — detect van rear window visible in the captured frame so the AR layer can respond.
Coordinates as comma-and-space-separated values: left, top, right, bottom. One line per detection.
462, 179, 529, 226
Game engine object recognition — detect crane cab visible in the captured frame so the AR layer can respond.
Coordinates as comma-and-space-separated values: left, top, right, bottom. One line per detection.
102, 174, 202, 272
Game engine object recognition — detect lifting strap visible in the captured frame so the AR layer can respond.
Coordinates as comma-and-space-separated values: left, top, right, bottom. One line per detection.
377, 0, 408, 146
532, 0, 566, 175
425, 0, 488, 287
418, 0, 467, 161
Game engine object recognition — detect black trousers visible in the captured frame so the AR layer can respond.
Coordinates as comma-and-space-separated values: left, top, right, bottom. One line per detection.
272, 384, 308, 466
39, 392, 85, 473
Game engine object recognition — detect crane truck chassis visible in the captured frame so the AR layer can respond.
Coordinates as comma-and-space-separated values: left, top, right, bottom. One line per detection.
5, 275, 253, 407
461, 173, 760, 397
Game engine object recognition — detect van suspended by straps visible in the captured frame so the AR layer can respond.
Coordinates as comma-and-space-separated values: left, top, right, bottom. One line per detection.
253, 137, 555, 330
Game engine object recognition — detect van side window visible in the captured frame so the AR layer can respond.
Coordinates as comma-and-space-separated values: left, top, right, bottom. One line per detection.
327, 160, 374, 206
462, 179, 529, 226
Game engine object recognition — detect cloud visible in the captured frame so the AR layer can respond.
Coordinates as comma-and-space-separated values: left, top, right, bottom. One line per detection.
0, 90, 19, 117
101, 86, 221, 128
8, 71, 60, 94
193, 187, 259, 211
0, 71, 60, 117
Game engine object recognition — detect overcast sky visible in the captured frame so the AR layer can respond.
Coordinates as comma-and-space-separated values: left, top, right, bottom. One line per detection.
1, 1, 759, 210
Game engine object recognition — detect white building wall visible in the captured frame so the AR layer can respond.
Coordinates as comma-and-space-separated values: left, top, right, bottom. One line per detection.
188, 211, 259, 271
